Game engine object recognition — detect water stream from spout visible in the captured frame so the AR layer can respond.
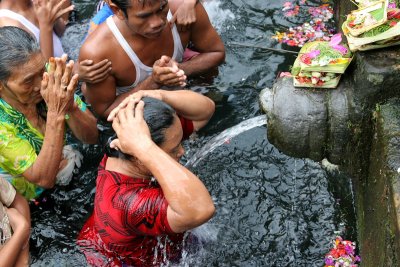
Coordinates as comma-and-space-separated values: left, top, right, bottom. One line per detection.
185, 115, 267, 168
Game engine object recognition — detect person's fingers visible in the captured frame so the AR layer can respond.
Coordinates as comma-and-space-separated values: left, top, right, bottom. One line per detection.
62, 60, 73, 87
54, 58, 63, 89
55, 5, 75, 20
154, 66, 179, 77
165, 77, 185, 86
32, 0, 39, 10
60, 54, 68, 73
54, 0, 69, 11
66, 74, 78, 97
134, 100, 145, 120
48, 64, 55, 90
112, 117, 121, 135
159, 55, 170, 66
160, 74, 183, 84
48, 57, 56, 73
158, 72, 186, 85
90, 72, 112, 84
125, 98, 136, 121
176, 69, 185, 77
41, 72, 49, 93
109, 139, 121, 150
88, 61, 112, 76
116, 103, 129, 125
108, 96, 134, 122
80, 59, 94, 66
90, 59, 111, 70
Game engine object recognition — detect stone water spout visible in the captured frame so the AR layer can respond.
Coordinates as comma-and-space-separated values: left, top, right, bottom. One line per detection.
260, 48, 400, 165
259, 46, 400, 265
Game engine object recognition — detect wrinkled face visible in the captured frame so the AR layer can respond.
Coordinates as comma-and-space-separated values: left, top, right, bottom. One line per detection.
124, 0, 169, 38
0, 52, 45, 105
159, 115, 185, 162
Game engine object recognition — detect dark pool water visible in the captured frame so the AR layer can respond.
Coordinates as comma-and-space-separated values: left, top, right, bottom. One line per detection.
30, 0, 357, 266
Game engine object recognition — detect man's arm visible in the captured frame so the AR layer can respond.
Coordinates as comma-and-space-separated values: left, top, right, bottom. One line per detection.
66, 104, 99, 144
107, 89, 215, 131
176, 2, 225, 76
82, 56, 185, 119
84, 73, 161, 119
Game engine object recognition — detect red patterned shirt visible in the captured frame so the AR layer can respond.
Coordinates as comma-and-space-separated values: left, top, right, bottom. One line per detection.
78, 118, 194, 266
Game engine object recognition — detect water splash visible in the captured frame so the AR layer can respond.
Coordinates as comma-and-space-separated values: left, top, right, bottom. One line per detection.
203, 0, 235, 31
185, 115, 267, 168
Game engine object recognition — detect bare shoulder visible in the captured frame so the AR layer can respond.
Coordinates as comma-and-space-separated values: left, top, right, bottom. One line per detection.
79, 22, 113, 62
0, 17, 28, 29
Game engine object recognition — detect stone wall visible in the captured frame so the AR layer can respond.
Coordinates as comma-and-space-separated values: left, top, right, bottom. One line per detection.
259, 1, 400, 265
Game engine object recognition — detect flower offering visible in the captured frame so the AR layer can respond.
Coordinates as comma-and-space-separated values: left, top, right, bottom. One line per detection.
272, 2, 335, 47
342, 0, 400, 51
344, 0, 388, 36
343, 7, 400, 51
291, 34, 352, 88
324, 236, 361, 267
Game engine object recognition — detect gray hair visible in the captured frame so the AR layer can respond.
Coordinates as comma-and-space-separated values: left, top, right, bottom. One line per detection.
0, 26, 40, 82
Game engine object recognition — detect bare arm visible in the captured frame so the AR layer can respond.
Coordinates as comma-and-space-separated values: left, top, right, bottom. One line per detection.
33, 0, 74, 59
177, 3, 225, 76
83, 63, 186, 119
160, 89, 214, 130
9, 193, 30, 267
111, 100, 215, 233
0, 208, 30, 267
66, 103, 99, 144
108, 89, 215, 131
80, 40, 185, 119
22, 57, 78, 189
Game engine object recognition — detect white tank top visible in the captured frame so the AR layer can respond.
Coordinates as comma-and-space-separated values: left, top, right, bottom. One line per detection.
0, 9, 64, 57
106, 11, 185, 95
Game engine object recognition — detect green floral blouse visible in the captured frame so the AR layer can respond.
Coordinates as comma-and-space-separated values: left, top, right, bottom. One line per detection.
0, 96, 87, 200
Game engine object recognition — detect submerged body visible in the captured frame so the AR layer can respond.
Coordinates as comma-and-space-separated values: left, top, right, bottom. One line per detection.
79, 90, 215, 266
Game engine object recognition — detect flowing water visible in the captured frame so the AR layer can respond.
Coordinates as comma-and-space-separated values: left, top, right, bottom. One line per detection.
30, 0, 358, 266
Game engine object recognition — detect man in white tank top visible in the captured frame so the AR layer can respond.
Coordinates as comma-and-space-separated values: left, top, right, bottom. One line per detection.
79, 0, 225, 120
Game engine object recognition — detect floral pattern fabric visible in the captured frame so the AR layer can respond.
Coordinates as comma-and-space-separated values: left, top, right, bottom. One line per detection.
0, 96, 86, 200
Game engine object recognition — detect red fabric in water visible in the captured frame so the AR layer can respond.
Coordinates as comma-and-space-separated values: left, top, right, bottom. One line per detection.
78, 118, 194, 267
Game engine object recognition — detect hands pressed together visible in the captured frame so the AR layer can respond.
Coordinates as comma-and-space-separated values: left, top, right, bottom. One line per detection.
152, 56, 187, 87
41, 54, 79, 116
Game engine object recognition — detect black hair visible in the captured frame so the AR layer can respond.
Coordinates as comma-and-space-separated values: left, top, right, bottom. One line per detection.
106, 97, 176, 160
111, 0, 164, 17
0, 26, 40, 83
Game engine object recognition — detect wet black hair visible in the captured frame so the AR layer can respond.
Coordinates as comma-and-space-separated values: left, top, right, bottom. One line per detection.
111, 0, 163, 17
106, 97, 176, 160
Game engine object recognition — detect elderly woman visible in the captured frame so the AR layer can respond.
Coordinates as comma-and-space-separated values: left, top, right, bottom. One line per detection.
0, 26, 98, 200
78, 89, 215, 266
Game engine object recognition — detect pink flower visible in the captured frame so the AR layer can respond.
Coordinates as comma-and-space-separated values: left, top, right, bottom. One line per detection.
329, 33, 348, 55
